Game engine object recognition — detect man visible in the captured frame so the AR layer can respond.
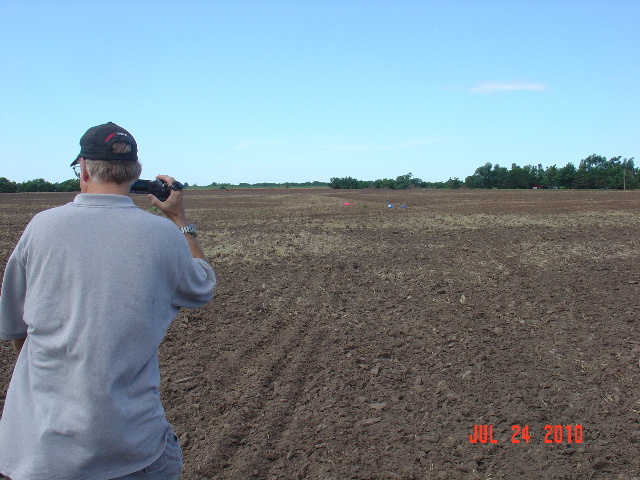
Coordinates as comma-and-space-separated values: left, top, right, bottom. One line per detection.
0, 122, 216, 479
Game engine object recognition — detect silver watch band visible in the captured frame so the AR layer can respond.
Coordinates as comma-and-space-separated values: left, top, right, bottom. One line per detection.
179, 224, 197, 237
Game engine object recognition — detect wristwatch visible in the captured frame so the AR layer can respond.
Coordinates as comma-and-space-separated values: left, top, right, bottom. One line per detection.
180, 224, 198, 237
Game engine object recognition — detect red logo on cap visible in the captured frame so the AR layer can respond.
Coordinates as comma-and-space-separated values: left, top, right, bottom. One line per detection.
105, 132, 127, 142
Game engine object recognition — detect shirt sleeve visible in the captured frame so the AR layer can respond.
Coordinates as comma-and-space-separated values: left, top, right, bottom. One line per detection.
0, 245, 29, 340
172, 258, 216, 309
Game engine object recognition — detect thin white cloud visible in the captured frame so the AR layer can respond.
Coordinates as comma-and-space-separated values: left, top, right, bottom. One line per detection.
470, 82, 549, 94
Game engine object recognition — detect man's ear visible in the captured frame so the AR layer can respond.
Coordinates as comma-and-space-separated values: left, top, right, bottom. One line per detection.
80, 158, 91, 182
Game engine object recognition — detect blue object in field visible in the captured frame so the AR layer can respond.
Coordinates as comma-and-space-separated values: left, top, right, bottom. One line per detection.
388, 204, 394, 208
400, 205, 407, 208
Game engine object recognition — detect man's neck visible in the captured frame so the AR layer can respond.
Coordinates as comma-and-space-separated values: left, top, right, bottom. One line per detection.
83, 182, 131, 196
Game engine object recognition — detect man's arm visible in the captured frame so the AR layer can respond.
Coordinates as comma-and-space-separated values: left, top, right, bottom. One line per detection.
11, 336, 26, 355
178, 226, 207, 260
147, 175, 207, 260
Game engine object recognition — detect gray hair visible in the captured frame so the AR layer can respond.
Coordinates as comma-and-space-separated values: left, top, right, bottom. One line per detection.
84, 159, 142, 185
84, 142, 142, 184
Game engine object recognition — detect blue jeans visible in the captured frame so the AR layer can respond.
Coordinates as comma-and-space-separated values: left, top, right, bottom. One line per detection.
113, 428, 183, 479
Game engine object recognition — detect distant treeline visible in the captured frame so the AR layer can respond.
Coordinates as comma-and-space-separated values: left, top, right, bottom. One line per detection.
330, 155, 637, 190
0, 178, 329, 193
329, 173, 460, 190
465, 155, 637, 190
2, 154, 636, 192
0, 177, 80, 193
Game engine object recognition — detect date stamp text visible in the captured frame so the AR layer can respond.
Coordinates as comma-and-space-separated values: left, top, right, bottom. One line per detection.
470, 424, 584, 444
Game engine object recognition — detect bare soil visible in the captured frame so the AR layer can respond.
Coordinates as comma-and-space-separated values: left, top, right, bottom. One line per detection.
1, 189, 639, 479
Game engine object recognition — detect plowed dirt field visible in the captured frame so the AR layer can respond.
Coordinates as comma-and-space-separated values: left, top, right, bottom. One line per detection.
1, 189, 639, 479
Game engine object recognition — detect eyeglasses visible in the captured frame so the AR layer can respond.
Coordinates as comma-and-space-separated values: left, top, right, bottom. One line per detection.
72, 163, 82, 179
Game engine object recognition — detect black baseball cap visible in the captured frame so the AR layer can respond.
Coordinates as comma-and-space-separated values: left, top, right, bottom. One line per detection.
71, 122, 138, 166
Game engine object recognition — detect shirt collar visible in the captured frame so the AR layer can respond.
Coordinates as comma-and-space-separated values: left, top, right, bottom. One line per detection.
72, 194, 136, 207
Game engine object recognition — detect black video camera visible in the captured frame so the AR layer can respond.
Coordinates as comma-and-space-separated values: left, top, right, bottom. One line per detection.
130, 179, 185, 202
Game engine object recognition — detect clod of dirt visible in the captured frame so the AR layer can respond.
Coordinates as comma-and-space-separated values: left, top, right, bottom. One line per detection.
361, 417, 383, 426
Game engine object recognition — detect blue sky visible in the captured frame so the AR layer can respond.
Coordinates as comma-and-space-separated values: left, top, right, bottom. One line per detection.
1, 0, 638, 185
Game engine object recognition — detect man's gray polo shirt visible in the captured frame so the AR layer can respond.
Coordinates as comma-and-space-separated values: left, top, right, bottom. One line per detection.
0, 194, 216, 480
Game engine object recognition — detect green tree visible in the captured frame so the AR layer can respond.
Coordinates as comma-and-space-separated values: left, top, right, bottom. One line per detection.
576, 154, 606, 188
506, 164, 530, 189
57, 179, 80, 192
621, 158, 638, 189
18, 178, 57, 192
542, 165, 559, 188
471, 162, 493, 188
0, 177, 17, 193
445, 177, 463, 189
330, 176, 360, 189
467, 163, 509, 189
395, 172, 413, 189
375, 178, 398, 189
557, 163, 576, 188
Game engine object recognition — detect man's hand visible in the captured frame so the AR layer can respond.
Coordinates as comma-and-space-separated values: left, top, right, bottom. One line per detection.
11, 337, 26, 355
147, 175, 208, 260
147, 175, 189, 227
